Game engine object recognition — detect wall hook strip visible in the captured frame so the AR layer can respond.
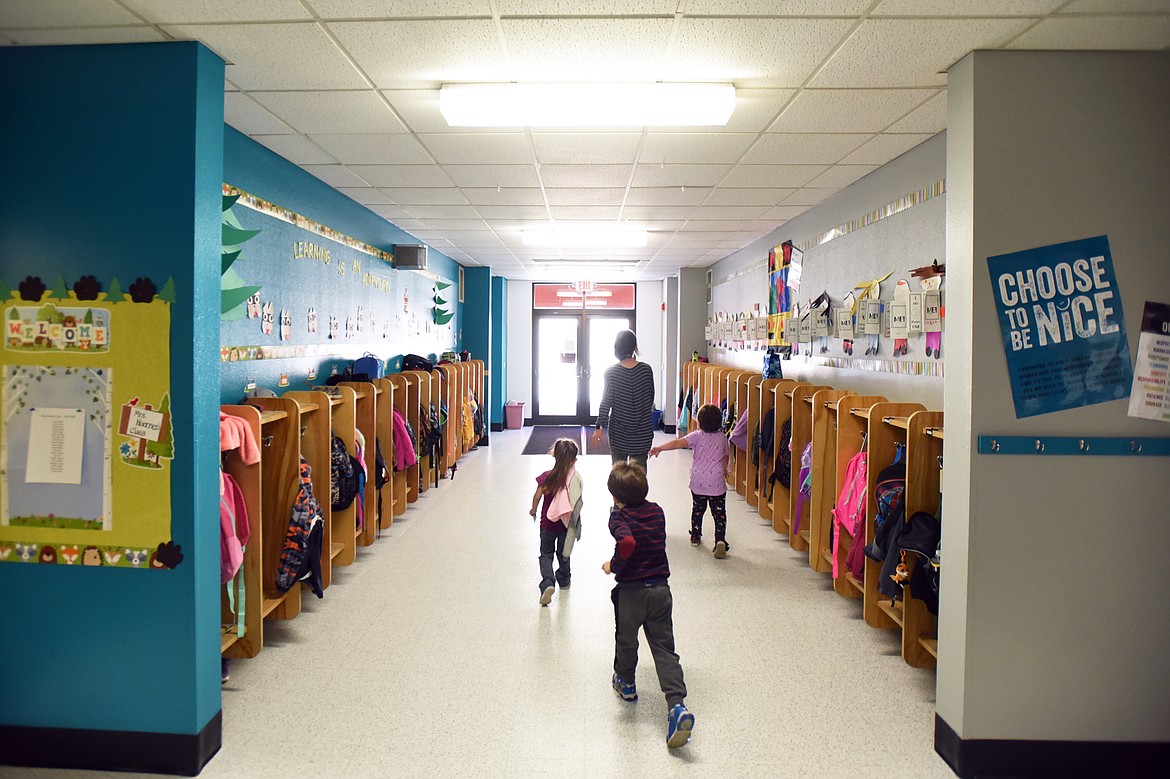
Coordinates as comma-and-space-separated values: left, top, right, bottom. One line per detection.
978, 435, 1170, 456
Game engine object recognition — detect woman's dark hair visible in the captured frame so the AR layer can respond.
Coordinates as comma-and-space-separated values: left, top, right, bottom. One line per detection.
607, 461, 648, 506
696, 403, 721, 433
540, 438, 579, 496
614, 329, 638, 360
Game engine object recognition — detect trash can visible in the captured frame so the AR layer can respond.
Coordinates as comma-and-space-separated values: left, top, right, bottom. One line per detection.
651, 409, 662, 430
505, 401, 525, 430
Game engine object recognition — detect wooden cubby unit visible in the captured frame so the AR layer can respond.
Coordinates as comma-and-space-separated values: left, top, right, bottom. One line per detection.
830, 395, 886, 599
373, 377, 397, 529
767, 381, 806, 535
220, 405, 263, 659
786, 384, 829, 552
744, 375, 763, 506
756, 378, 794, 522
280, 389, 335, 588
808, 388, 852, 573
341, 382, 378, 548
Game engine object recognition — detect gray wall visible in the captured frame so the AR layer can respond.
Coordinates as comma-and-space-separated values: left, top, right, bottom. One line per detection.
710, 133, 946, 409
941, 50, 1170, 743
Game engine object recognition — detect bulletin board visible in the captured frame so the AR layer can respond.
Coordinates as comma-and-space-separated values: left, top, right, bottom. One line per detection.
1, 280, 178, 569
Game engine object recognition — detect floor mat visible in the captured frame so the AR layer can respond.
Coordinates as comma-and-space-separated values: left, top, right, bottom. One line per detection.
522, 426, 582, 455
584, 428, 611, 457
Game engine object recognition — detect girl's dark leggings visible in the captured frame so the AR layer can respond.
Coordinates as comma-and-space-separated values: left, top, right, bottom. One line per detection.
690, 492, 727, 542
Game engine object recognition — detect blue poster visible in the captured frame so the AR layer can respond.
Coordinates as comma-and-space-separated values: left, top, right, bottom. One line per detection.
987, 235, 1132, 418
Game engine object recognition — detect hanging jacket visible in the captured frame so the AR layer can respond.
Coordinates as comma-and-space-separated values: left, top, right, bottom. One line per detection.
391, 407, 418, 471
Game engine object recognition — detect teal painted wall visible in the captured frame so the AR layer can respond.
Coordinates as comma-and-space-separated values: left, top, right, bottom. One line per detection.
220, 129, 463, 401
0, 42, 224, 736
491, 276, 508, 427
462, 267, 492, 415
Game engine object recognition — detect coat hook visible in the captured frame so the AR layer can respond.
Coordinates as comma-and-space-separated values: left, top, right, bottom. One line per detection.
1079, 439, 1090, 452
300, 425, 308, 436
1131, 440, 1143, 453
1035, 439, 1045, 452
990, 438, 1000, 452
262, 435, 274, 447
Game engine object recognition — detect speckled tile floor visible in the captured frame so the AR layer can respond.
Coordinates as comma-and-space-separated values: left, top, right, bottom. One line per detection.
9, 428, 956, 779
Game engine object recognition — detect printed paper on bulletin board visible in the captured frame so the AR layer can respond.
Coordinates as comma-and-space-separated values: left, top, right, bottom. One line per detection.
987, 235, 1132, 419
2, 290, 177, 569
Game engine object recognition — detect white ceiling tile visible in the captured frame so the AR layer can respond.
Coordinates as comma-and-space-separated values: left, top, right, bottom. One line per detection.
224, 92, 295, 135
631, 164, 732, 187
532, 133, 642, 165
503, 18, 672, 81
5, 26, 166, 44
548, 205, 622, 220
462, 188, 547, 206
689, 205, 771, 220
638, 133, 757, 165
251, 134, 338, 165
720, 164, 828, 188
346, 165, 451, 188
0, 0, 140, 26
382, 89, 469, 134
540, 165, 634, 188
336, 187, 396, 205
885, 90, 947, 133
721, 88, 797, 133
431, 229, 504, 245
625, 187, 708, 207
670, 18, 853, 86
783, 189, 835, 207
667, 233, 732, 248
703, 188, 797, 206
1008, 16, 1170, 49
249, 91, 406, 134
378, 187, 469, 205
163, 22, 366, 90
308, 133, 434, 165
121, 0, 313, 23
678, 220, 755, 232
545, 188, 626, 206
691, 0, 872, 11
419, 217, 491, 230
444, 165, 541, 188
329, 19, 508, 88
624, 219, 687, 231
874, 0, 1064, 14
420, 133, 533, 165
812, 18, 1034, 88
771, 89, 938, 133
621, 206, 696, 221
839, 133, 934, 165
481, 206, 554, 223
377, 211, 424, 226
300, 164, 373, 188
804, 164, 878, 188
761, 203, 822, 222
742, 134, 870, 165
309, 0, 489, 17
1063, 0, 1169, 9
497, 1, 676, 13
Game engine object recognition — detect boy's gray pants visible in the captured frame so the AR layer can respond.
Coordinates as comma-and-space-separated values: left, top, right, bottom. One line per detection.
611, 579, 687, 706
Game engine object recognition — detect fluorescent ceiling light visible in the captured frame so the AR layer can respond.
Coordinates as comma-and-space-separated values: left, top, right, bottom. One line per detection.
523, 227, 647, 249
439, 83, 735, 127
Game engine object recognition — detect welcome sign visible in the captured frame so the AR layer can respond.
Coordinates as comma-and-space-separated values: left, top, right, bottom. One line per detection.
987, 235, 1133, 418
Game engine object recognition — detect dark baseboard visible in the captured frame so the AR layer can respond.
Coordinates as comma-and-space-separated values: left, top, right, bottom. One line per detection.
935, 714, 1170, 778
490, 422, 503, 432
0, 709, 221, 776
476, 433, 490, 447
664, 424, 676, 434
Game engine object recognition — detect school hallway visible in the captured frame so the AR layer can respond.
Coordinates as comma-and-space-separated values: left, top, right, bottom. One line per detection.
10, 428, 952, 779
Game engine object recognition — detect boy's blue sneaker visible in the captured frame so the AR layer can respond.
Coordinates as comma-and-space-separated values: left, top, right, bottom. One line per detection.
666, 703, 695, 748
611, 673, 638, 701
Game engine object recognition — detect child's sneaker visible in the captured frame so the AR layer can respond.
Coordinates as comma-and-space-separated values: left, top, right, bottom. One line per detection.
690, 535, 701, 547
539, 586, 554, 606
713, 541, 728, 559
611, 673, 638, 701
667, 703, 695, 748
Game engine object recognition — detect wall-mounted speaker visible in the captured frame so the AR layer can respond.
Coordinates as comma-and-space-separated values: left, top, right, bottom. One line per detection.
394, 244, 428, 270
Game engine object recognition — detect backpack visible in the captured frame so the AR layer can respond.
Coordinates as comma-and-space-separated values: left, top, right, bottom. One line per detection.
864, 451, 907, 564
759, 408, 775, 462
402, 353, 434, 373
353, 352, 383, 379
276, 458, 324, 598
763, 349, 784, 379
330, 435, 361, 512
372, 438, 390, 535
751, 423, 761, 466
831, 450, 868, 579
880, 510, 942, 608
768, 419, 793, 496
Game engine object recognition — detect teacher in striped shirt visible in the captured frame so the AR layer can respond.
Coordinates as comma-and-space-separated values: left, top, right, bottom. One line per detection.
592, 329, 656, 472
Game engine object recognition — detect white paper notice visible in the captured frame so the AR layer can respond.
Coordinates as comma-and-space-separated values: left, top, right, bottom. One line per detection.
25, 407, 85, 484
1127, 301, 1170, 423
787, 245, 804, 292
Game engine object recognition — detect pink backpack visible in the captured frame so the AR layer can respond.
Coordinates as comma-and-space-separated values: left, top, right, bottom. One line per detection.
831, 450, 867, 579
